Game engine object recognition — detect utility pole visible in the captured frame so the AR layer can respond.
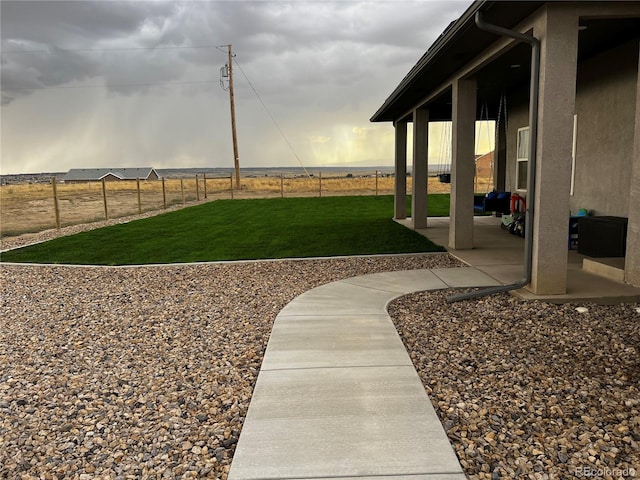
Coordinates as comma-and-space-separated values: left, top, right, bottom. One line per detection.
227, 44, 241, 190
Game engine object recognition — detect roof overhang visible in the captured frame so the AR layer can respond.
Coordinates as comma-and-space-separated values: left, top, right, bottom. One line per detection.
371, 1, 640, 124
370, 1, 545, 123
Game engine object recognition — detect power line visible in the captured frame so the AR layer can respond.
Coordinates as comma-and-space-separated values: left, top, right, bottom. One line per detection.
8, 79, 218, 91
1, 44, 224, 55
3, 43, 228, 90
233, 58, 311, 178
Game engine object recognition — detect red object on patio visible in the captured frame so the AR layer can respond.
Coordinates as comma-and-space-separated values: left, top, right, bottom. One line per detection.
510, 193, 526, 213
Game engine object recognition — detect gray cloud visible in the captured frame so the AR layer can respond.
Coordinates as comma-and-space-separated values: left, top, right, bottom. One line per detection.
1, 0, 191, 102
1, 0, 469, 173
2, 1, 466, 94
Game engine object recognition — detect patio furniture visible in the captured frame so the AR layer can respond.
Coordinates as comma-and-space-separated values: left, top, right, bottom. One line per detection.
474, 190, 511, 215
578, 216, 628, 257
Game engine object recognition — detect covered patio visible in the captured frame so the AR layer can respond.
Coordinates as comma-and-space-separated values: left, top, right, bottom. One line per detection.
397, 215, 640, 303
372, 0, 640, 298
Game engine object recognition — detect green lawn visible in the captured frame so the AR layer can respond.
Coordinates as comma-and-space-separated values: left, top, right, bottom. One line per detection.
1, 195, 450, 265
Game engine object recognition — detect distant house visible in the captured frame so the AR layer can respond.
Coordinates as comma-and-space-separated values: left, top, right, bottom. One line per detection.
63, 167, 159, 183
475, 151, 494, 179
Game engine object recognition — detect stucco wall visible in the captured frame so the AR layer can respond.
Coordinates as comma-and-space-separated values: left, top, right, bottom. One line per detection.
504, 40, 638, 216
573, 40, 638, 217
505, 86, 530, 195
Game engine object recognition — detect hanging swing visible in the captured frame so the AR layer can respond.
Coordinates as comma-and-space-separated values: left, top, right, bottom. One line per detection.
473, 91, 511, 215
438, 122, 452, 183
474, 101, 493, 193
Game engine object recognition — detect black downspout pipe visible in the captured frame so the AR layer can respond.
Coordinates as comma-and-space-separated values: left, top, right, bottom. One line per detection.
447, 11, 540, 303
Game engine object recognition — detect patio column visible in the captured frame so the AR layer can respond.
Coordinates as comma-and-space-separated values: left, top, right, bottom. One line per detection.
625, 43, 640, 287
449, 77, 477, 250
411, 107, 429, 229
529, 6, 578, 295
394, 120, 408, 220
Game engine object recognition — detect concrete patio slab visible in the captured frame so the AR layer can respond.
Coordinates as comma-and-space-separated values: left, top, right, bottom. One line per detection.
397, 216, 640, 303
514, 266, 640, 303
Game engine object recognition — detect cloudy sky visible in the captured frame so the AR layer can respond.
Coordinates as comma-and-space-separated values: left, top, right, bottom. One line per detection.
1, 0, 476, 174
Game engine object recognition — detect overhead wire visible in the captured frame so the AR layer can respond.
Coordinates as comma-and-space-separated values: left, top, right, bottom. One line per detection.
5, 41, 312, 176
1, 44, 223, 55
232, 57, 311, 178
9, 79, 218, 91
3, 42, 227, 90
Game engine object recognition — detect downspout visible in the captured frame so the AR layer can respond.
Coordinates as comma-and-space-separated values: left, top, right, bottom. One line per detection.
447, 10, 540, 303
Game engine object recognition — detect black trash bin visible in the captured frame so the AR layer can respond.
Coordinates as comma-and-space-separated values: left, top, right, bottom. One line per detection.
578, 216, 628, 257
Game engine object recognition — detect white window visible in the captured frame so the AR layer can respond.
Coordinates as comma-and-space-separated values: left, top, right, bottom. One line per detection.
516, 126, 529, 191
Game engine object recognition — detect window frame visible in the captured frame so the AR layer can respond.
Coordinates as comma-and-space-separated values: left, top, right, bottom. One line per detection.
570, 114, 577, 196
516, 126, 529, 191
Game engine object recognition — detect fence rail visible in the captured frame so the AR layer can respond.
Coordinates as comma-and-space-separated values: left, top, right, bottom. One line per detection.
2, 172, 424, 238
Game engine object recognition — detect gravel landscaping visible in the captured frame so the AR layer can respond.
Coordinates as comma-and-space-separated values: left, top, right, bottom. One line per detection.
389, 291, 640, 480
0, 253, 461, 479
3, 221, 639, 480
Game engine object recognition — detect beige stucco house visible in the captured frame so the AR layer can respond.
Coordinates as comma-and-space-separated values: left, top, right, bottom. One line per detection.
371, 1, 640, 295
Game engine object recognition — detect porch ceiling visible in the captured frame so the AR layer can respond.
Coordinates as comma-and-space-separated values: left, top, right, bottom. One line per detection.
472, 16, 640, 120
370, 1, 544, 123
372, 2, 640, 124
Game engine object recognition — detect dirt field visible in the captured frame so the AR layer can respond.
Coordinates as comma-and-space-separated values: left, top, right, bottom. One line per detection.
0, 174, 493, 239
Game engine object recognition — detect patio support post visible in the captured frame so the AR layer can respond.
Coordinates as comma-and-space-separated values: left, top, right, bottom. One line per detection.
411, 107, 429, 229
394, 120, 408, 220
449, 77, 477, 250
530, 6, 578, 295
624, 44, 640, 287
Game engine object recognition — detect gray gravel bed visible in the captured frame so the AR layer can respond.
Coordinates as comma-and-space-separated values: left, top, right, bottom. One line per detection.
388, 291, 640, 480
0, 254, 461, 479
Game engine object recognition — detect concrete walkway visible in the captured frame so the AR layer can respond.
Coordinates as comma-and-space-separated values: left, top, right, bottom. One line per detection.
228, 267, 501, 480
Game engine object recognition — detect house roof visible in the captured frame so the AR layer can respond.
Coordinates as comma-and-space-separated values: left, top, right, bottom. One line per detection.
370, 1, 546, 123
63, 167, 158, 181
371, 1, 640, 123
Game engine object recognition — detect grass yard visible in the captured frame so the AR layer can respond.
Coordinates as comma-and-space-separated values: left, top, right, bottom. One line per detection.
0, 195, 449, 265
